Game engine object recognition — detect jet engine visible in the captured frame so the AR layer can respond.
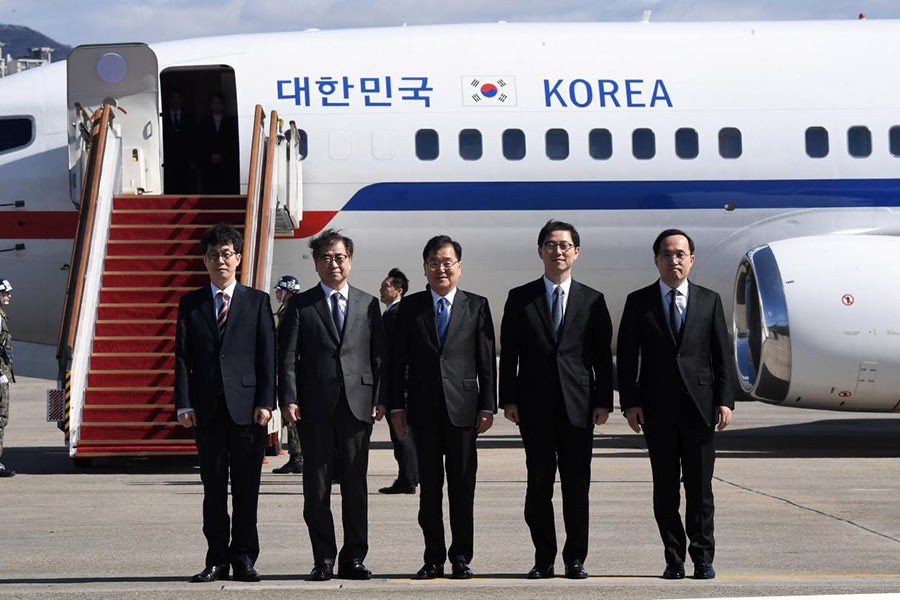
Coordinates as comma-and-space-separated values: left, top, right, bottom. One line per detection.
733, 235, 900, 412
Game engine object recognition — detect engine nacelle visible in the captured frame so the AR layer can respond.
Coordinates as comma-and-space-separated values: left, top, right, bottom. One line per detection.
733, 235, 900, 412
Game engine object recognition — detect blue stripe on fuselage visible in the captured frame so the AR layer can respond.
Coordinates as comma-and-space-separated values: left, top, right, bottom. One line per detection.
341, 179, 900, 211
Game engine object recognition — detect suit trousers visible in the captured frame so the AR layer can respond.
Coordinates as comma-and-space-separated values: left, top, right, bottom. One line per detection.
387, 414, 418, 486
298, 395, 372, 566
519, 395, 594, 567
642, 396, 716, 567
412, 408, 478, 565
195, 400, 266, 567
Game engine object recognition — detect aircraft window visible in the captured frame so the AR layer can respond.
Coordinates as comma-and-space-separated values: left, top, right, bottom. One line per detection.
718, 128, 742, 159
297, 129, 308, 160
545, 129, 569, 160
416, 129, 439, 161
503, 129, 526, 160
459, 129, 483, 160
0, 117, 33, 154
847, 126, 871, 158
675, 128, 699, 159
589, 128, 612, 160
890, 126, 900, 157
805, 127, 828, 158
632, 128, 655, 160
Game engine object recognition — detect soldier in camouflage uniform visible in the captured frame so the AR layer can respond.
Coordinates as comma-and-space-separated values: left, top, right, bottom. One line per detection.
0, 278, 15, 477
271, 275, 304, 474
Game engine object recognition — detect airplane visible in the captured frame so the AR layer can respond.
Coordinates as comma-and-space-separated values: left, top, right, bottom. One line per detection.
0, 17, 899, 420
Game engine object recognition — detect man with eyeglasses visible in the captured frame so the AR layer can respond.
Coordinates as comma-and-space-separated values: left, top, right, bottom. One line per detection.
277, 229, 386, 582
499, 220, 613, 580
617, 229, 734, 581
175, 223, 276, 583
389, 235, 496, 580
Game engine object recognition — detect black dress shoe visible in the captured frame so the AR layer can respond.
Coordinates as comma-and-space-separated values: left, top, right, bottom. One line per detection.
338, 559, 372, 580
662, 563, 685, 579
190, 564, 229, 583
0, 467, 15, 477
415, 563, 444, 579
527, 564, 555, 579
693, 562, 716, 579
272, 458, 303, 474
450, 561, 473, 579
378, 480, 416, 494
232, 564, 261, 582
564, 560, 588, 579
309, 563, 334, 581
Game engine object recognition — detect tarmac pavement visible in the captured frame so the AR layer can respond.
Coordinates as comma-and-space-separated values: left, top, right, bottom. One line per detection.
1, 375, 899, 599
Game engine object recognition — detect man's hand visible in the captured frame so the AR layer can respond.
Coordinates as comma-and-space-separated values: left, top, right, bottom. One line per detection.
373, 404, 386, 422
391, 411, 408, 437
503, 404, 519, 424
476, 411, 493, 435
592, 407, 610, 426
624, 407, 644, 433
281, 403, 301, 423
177, 410, 197, 428
254, 407, 272, 426
716, 406, 733, 431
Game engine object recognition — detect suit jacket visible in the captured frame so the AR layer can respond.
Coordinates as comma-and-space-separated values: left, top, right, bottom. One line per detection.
174, 283, 276, 426
382, 302, 399, 344
196, 113, 239, 193
389, 289, 496, 428
278, 284, 385, 423
617, 280, 735, 427
499, 278, 613, 427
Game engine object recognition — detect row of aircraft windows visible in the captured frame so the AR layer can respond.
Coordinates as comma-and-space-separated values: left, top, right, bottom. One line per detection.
411, 126, 900, 161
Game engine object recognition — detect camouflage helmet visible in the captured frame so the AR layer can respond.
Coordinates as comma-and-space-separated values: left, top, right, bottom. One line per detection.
0, 279, 11, 293
274, 275, 300, 293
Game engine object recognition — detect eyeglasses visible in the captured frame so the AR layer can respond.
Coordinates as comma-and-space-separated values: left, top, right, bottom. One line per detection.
317, 254, 349, 265
658, 251, 691, 263
542, 241, 575, 252
204, 250, 238, 261
426, 260, 460, 271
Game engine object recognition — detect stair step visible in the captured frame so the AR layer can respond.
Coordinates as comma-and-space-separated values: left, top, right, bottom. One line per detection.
101, 273, 208, 288
74, 444, 197, 456
94, 321, 177, 337
110, 211, 245, 226
88, 371, 174, 388
96, 305, 178, 321
83, 405, 176, 423
99, 289, 189, 304
84, 388, 173, 405
78, 424, 192, 442
114, 195, 246, 210
104, 256, 201, 272
90, 355, 174, 370
108, 225, 242, 241
106, 241, 201, 257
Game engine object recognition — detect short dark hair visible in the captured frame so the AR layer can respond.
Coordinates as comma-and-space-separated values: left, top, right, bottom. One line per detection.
537, 219, 580, 248
422, 235, 462, 262
653, 229, 695, 256
200, 223, 243, 254
387, 268, 409, 295
309, 228, 354, 260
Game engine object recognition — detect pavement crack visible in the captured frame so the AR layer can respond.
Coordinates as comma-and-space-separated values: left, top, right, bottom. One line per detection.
714, 475, 900, 545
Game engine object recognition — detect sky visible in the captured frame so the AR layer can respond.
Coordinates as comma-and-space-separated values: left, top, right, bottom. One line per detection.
1, 0, 899, 47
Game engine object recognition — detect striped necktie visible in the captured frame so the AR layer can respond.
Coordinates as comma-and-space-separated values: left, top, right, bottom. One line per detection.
217, 291, 229, 337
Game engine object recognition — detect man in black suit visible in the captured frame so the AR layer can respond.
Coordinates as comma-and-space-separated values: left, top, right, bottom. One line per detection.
161, 89, 194, 194
389, 235, 496, 580
175, 223, 275, 583
617, 229, 735, 581
196, 92, 239, 195
499, 220, 613, 580
378, 268, 418, 495
278, 229, 386, 582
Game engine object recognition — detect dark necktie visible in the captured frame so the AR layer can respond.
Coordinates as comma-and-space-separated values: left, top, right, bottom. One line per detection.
551, 286, 564, 340
331, 293, 345, 338
668, 288, 681, 339
216, 291, 229, 337
435, 297, 449, 346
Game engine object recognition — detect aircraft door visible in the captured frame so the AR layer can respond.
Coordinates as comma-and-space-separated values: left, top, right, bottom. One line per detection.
67, 44, 161, 198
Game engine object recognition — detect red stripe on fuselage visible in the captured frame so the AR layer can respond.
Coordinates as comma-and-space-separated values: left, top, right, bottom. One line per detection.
0, 211, 79, 239
276, 211, 339, 239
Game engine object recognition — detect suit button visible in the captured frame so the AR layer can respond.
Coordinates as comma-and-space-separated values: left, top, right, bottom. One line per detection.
220, 353, 225, 358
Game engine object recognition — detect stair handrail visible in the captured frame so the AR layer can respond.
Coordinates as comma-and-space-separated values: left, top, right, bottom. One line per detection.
56, 103, 114, 379
242, 105, 267, 285
251, 110, 279, 292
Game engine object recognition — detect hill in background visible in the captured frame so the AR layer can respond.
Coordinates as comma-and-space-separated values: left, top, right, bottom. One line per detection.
0, 23, 72, 61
